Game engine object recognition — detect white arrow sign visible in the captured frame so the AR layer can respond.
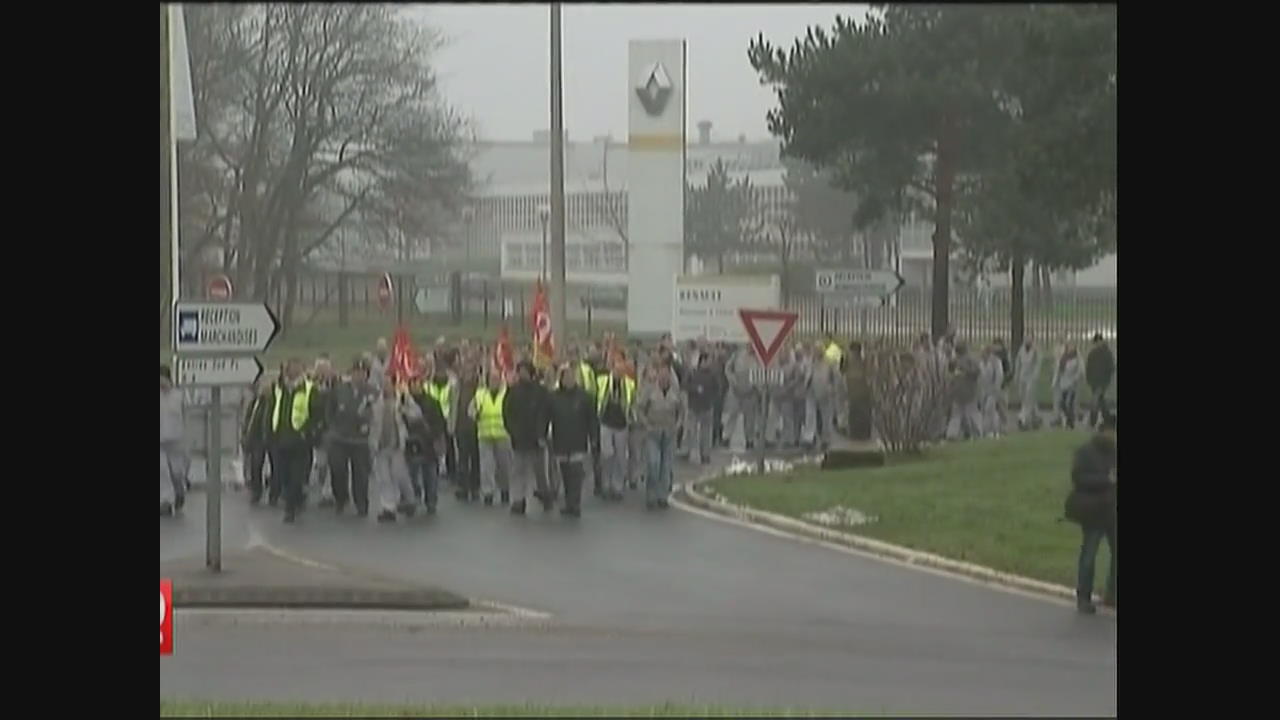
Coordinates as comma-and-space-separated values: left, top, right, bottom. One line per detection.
173, 302, 279, 354
177, 356, 263, 387
815, 269, 905, 298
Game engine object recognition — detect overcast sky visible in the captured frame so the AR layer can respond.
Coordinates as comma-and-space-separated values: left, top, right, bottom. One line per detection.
411, 3, 867, 143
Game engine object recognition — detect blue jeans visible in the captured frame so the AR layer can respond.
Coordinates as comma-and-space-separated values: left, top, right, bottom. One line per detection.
406, 455, 438, 508
1077, 525, 1116, 604
646, 428, 675, 504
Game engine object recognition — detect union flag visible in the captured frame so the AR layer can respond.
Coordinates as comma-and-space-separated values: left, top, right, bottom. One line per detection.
531, 279, 555, 370
387, 325, 421, 390
493, 323, 515, 382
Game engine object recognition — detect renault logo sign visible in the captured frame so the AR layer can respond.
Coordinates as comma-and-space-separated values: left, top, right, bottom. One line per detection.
635, 62, 673, 116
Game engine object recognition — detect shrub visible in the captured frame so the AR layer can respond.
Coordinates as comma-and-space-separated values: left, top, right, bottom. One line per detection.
866, 346, 950, 454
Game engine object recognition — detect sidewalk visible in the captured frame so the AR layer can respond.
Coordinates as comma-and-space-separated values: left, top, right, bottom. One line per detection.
161, 547, 469, 610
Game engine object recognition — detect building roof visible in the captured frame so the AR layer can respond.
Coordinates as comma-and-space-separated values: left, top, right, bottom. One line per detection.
467, 138, 788, 198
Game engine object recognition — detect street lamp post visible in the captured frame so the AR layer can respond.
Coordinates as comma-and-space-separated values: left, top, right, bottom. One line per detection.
537, 203, 551, 281
549, 2, 567, 352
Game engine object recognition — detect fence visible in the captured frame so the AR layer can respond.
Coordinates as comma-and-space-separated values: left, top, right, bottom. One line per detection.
787, 286, 1116, 345
245, 269, 625, 334
214, 268, 1114, 345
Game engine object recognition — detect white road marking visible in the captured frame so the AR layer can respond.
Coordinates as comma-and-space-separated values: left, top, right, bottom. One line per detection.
243, 522, 552, 620
177, 608, 554, 630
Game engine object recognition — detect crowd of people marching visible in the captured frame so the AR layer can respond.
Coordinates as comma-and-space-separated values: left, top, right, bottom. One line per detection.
911, 329, 1117, 441
159, 328, 1115, 522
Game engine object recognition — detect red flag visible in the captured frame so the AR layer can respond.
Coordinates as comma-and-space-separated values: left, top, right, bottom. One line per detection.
494, 323, 515, 381
531, 279, 555, 369
387, 325, 421, 389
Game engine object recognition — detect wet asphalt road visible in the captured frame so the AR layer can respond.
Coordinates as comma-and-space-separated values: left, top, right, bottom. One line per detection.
159, 458, 1116, 715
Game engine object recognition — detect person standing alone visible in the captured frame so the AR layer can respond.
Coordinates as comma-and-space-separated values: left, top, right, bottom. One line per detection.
1065, 415, 1116, 614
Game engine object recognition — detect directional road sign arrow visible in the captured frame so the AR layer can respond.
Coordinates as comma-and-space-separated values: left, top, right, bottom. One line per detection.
815, 268, 905, 298
174, 302, 279, 355
176, 356, 264, 387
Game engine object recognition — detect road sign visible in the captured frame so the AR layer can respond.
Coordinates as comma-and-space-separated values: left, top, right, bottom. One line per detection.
815, 268, 905, 298
673, 275, 780, 343
377, 273, 394, 310
738, 308, 798, 368
748, 367, 784, 386
176, 356, 263, 387
174, 302, 279, 355
206, 274, 233, 301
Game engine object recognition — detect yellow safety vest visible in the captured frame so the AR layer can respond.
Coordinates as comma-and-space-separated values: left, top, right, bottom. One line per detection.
271, 381, 314, 432
595, 374, 635, 413
825, 342, 844, 365
425, 381, 452, 419
553, 363, 598, 393
473, 387, 508, 440
579, 363, 596, 394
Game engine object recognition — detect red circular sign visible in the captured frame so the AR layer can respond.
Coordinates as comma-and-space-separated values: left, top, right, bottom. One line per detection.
377, 273, 394, 310
207, 274, 233, 301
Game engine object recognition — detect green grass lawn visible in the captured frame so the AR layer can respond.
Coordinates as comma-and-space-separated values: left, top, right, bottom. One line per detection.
159, 700, 843, 717
706, 430, 1095, 588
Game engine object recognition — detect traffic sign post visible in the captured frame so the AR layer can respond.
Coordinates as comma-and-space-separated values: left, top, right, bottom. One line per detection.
814, 268, 905, 302
177, 357, 264, 387
174, 303, 279, 355
739, 308, 798, 473
172, 302, 278, 573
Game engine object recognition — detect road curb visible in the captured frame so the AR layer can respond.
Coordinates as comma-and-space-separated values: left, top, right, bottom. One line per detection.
675, 476, 1083, 606
162, 547, 471, 612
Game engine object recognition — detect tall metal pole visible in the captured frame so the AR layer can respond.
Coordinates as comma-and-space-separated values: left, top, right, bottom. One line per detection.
549, 2, 567, 353
206, 386, 222, 572
168, 5, 181, 341
162, 5, 181, 356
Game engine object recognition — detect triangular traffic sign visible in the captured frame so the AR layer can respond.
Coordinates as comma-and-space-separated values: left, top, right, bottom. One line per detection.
738, 308, 799, 368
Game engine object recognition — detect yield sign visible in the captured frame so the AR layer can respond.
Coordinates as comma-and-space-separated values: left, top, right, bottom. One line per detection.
738, 308, 799, 368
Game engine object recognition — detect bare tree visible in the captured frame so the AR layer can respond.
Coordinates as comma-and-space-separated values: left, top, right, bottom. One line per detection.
596, 136, 630, 267
181, 4, 471, 328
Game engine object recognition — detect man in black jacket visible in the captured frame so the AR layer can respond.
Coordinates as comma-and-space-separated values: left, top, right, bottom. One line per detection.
548, 363, 599, 517
503, 360, 553, 515
242, 380, 274, 505
270, 358, 324, 523
325, 359, 376, 516
684, 353, 718, 464
405, 382, 448, 514
1085, 333, 1116, 429
1065, 415, 1117, 614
